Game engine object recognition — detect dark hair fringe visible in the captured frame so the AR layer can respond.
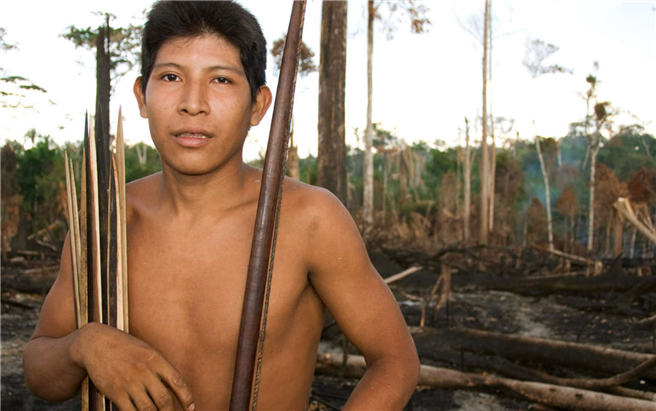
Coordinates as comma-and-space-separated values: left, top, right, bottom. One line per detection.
141, 1, 266, 102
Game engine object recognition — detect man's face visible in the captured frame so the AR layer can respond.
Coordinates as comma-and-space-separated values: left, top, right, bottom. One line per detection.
134, 34, 270, 176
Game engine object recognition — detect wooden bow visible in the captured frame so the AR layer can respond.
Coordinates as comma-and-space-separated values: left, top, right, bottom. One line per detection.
229, 1, 307, 410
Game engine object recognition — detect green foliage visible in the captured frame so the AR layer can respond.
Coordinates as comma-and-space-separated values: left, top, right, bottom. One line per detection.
13, 131, 66, 235
124, 143, 162, 183
598, 130, 656, 182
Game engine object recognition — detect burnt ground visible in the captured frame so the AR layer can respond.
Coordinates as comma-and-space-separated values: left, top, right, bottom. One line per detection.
2, 250, 656, 410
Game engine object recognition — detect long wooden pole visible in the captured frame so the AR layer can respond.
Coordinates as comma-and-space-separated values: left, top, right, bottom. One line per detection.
229, 2, 306, 410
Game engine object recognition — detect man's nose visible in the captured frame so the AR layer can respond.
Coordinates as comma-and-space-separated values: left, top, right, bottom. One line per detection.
178, 80, 210, 115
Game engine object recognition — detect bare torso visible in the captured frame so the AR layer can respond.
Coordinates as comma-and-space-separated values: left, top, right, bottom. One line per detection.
126, 169, 325, 410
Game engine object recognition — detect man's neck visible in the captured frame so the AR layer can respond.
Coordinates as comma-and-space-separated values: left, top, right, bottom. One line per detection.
157, 155, 258, 220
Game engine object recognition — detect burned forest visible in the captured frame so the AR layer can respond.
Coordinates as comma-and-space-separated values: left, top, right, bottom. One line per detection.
2, 1, 656, 410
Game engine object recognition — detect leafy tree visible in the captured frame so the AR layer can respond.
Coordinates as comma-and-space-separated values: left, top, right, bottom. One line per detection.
1, 141, 22, 254
8, 131, 69, 248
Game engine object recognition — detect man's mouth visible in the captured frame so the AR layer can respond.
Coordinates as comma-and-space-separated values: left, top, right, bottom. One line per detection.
177, 133, 211, 139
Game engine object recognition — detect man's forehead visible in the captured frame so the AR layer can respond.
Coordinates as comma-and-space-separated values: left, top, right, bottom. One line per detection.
154, 35, 245, 74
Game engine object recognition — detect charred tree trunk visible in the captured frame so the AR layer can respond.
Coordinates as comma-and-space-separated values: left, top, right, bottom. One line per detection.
95, 21, 110, 168
317, 0, 348, 204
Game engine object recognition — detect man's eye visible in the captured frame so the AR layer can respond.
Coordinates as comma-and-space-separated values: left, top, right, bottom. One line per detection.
214, 77, 230, 84
163, 74, 179, 82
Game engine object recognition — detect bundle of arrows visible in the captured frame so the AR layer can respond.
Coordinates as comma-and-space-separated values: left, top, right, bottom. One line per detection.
64, 109, 129, 411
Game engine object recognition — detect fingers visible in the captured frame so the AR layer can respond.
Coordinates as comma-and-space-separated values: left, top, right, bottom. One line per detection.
155, 360, 195, 411
126, 384, 159, 411
111, 393, 138, 411
143, 372, 177, 411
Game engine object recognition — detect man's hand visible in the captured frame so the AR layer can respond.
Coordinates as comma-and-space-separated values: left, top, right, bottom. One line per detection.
72, 322, 195, 411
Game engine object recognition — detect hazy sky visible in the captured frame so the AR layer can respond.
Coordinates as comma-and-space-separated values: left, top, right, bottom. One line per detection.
1, 1, 654, 161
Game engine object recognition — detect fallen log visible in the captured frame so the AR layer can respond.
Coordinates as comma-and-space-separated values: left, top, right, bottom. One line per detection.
424, 348, 656, 402
316, 352, 656, 411
473, 271, 649, 295
421, 328, 656, 380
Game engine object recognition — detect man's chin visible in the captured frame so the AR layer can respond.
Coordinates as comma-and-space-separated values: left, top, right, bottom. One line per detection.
162, 158, 235, 178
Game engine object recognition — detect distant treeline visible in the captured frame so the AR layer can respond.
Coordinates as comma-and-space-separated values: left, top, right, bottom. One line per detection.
2, 123, 655, 257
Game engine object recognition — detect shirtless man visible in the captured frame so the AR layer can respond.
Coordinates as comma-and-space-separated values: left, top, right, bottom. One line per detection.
22, 2, 419, 410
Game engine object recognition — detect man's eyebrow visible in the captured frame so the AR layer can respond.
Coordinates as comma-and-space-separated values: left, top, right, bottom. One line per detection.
209, 65, 245, 76
152, 62, 244, 76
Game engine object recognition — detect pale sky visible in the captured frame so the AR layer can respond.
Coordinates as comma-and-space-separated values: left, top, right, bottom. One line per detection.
1, 1, 655, 161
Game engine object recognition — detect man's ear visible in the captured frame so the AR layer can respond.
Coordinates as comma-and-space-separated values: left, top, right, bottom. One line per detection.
250, 85, 272, 126
133, 77, 148, 119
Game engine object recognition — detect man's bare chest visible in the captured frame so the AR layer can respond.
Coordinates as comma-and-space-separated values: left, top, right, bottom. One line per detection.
124, 214, 316, 349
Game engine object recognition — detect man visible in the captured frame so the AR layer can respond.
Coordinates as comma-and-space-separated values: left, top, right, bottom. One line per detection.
22, 2, 419, 410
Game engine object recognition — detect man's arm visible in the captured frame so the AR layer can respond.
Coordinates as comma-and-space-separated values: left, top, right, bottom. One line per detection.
304, 189, 420, 411
22, 234, 196, 411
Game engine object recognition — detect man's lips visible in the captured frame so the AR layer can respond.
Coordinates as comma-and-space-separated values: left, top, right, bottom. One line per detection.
172, 131, 213, 148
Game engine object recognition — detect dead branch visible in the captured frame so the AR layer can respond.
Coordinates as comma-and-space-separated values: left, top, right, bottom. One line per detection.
635, 313, 656, 327
316, 352, 656, 411
532, 244, 603, 275
536, 355, 656, 390
614, 198, 656, 245
383, 265, 423, 285
614, 275, 656, 304
26, 220, 65, 241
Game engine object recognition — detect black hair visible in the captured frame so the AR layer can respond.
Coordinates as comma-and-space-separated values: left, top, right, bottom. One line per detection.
141, 1, 266, 102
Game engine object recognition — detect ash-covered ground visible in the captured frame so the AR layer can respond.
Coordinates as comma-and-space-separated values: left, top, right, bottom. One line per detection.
2, 250, 655, 410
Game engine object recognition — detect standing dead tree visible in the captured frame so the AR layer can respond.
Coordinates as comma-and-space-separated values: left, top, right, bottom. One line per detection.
522, 38, 570, 252
463, 117, 474, 242
478, 0, 490, 246
534, 132, 554, 251
362, 0, 430, 237
587, 99, 612, 252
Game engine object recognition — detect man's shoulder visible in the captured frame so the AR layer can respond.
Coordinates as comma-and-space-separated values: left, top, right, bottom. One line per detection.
281, 177, 354, 239
283, 178, 345, 216
125, 172, 162, 218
